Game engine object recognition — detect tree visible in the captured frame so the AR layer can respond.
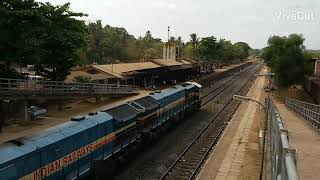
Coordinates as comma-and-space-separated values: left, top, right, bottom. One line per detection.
85, 20, 106, 64
169, 36, 176, 43
189, 33, 200, 59
262, 34, 313, 86
181, 44, 194, 59
145, 30, 152, 40
135, 30, 163, 61
190, 33, 200, 48
35, 3, 87, 81
176, 36, 183, 47
0, 0, 45, 76
198, 36, 217, 61
306, 50, 320, 59
218, 40, 235, 63
233, 42, 251, 61
73, 75, 92, 83
0, 1, 87, 80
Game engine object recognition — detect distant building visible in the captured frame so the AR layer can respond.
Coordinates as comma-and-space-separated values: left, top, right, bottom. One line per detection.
66, 59, 199, 87
163, 42, 180, 61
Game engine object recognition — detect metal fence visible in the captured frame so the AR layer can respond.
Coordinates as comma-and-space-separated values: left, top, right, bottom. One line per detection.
0, 78, 139, 96
268, 99, 299, 180
285, 97, 320, 129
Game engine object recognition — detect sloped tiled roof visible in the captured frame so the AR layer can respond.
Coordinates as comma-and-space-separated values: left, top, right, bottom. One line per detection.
152, 59, 192, 66
91, 62, 161, 78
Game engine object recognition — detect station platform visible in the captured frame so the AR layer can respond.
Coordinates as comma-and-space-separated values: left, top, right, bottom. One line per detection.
197, 67, 268, 180
197, 65, 320, 180
273, 99, 320, 180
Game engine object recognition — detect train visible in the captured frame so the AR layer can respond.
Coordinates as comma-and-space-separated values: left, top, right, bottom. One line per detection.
0, 82, 202, 180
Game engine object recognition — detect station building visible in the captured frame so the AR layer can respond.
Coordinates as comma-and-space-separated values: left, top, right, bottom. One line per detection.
65, 42, 221, 88
65, 59, 200, 88
305, 58, 320, 104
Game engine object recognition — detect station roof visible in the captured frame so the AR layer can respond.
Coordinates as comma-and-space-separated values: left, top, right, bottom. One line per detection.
152, 59, 192, 66
65, 70, 115, 83
91, 62, 161, 78
66, 59, 197, 82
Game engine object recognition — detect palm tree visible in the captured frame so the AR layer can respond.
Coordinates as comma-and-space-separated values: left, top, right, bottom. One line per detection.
176, 36, 183, 46
190, 33, 200, 49
190, 33, 200, 60
145, 30, 152, 40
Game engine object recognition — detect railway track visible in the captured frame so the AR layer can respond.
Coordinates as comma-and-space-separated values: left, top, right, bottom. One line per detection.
200, 64, 252, 95
200, 64, 257, 107
159, 63, 262, 180
113, 63, 261, 180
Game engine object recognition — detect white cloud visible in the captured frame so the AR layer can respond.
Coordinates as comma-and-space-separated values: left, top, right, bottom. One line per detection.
151, 0, 177, 11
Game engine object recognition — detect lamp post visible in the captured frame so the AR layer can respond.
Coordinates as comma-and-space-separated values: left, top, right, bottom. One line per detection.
233, 94, 267, 180
233, 95, 266, 109
167, 26, 170, 43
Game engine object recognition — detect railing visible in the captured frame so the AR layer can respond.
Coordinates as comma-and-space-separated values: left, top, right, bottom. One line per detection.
0, 78, 139, 96
285, 98, 320, 129
268, 99, 299, 180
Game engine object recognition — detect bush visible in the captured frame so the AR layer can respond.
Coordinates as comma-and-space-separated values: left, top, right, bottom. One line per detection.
73, 76, 92, 83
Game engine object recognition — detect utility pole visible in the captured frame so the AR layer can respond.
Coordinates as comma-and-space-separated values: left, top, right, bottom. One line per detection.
168, 26, 170, 43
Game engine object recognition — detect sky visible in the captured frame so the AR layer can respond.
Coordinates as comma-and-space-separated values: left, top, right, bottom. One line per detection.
38, 0, 320, 49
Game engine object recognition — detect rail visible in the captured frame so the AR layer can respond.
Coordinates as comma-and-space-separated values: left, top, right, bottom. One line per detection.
285, 97, 320, 129
159, 63, 262, 180
0, 78, 139, 96
268, 99, 299, 180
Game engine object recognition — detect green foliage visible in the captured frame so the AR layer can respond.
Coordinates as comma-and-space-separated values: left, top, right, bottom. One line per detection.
0, 65, 23, 79
85, 20, 106, 64
191, 36, 251, 63
233, 42, 251, 60
73, 75, 92, 83
0, 0, 254, 80
249, 49, 262, 57
135, 31, 163, 61
36, 3, 87, 81
198, 36, 217, 60
306, 50, 320, 59
0, 0, 44, 67
189, 33, 200, 59
82, 23, 163, 64
0, 0, 87, 80
262, 34, 313, 87
190, 33, 200, 48
180, 44, 192, 59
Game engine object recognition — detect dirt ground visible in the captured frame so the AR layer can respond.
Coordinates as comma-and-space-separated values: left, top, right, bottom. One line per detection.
275, 85, 314, 103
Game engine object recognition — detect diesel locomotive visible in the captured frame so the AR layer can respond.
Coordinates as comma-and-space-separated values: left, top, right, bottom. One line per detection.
0, 82, 201, 180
